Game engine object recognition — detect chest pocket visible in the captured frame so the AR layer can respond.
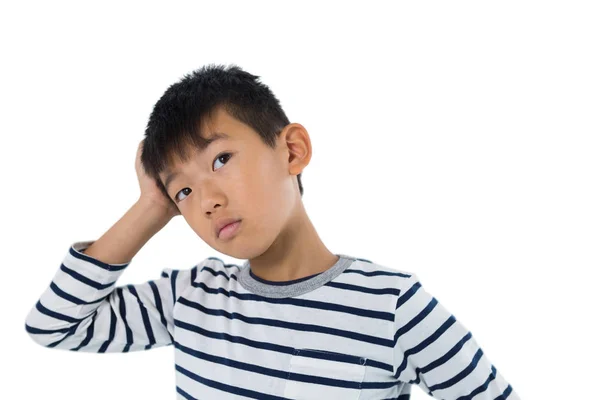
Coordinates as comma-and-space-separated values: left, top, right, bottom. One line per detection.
283, 348, 367, 400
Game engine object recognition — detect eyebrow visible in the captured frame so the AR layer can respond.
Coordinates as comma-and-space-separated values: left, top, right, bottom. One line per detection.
163, 132, 229, 193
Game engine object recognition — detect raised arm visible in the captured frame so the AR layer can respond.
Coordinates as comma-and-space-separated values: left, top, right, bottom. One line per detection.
25, 140, 187, 352
24, 197, 186, 352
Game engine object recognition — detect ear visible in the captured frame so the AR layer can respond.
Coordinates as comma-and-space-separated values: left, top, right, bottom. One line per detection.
279, 123, 312, 176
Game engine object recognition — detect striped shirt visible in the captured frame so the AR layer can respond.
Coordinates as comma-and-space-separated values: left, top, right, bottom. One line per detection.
25, 240, 519, 399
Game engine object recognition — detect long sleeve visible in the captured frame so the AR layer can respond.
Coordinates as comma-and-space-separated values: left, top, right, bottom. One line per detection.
392, 273, 520, 399
25, 240, 195, 353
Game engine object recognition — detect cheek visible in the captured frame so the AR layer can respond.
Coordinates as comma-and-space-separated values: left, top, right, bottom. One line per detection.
239, 155, 278, 194
242, 159, 290, 224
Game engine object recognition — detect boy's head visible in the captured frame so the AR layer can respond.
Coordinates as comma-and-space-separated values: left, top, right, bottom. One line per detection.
140, 64, 312, 258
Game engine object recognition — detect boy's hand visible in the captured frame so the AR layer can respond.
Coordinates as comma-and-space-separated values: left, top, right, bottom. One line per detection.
135, 139, 181, 220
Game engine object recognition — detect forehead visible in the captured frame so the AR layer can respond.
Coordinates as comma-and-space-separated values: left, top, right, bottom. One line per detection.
171, 130, 232, 164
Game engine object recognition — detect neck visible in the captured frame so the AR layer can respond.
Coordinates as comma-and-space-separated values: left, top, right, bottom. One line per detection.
247, 202, 338, 282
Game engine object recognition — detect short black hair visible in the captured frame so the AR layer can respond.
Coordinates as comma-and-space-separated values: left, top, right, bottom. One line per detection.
140, 63, 303, 205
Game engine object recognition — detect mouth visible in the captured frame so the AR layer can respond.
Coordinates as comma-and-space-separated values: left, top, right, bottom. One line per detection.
217, 220, 242, 240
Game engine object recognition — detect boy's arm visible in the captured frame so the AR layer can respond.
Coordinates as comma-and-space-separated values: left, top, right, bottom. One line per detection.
24, 200, 189, 352
392, 274, 521, 399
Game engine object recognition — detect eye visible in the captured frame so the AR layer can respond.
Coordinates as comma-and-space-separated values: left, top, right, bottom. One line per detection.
173, 152, 233, 203
213, 151, 232, 171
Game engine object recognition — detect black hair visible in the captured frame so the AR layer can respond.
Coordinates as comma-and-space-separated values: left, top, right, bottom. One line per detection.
140, 63, 303, 205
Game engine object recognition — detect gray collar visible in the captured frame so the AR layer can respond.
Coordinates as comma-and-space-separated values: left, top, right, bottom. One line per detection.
237, 254, 356, 298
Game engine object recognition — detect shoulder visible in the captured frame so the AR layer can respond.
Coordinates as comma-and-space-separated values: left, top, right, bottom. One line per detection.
342, 255, 419, 291
164, 256, 244, 285
157, 256, 241, 299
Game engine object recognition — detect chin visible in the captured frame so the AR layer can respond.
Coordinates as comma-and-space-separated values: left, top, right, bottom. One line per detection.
223, 239, 273, 261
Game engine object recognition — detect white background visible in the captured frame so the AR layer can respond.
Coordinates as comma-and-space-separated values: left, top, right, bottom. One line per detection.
2, 1, 598, 399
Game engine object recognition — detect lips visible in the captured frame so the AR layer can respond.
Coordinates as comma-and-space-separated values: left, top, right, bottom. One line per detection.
215, 217, 242, 238
217, 220, 241, 240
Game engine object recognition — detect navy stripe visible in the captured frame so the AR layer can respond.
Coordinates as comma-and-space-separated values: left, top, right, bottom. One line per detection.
394, 315, 457, 378
69, 245, 128, 271
429, 348, 485, 392
50, 281, 103, 305
191, 279, 394, 322
127, 285, 156, 349
495, 384, 514, 400
47, 321, 82, 348
35, 300, 82, 323
174, 341, 289, 380
176, 386, 197, 399
394, 297, 438, 343
343, 268, 412, 278
200, 266, 232, 280
170, 269, 179, 305
176, 340, 392, 391
325, 281, 401, 296
396, 281, 421, 309
71, 310, 97, 351
191, 266, 197, 285
148, 280, 174, 343
25, 322, 73, 335
355, 258, 374, 263
456, 364, 498, 400
175, 364, 288, 400
177, 297, 393, 347
174, 318, 392, 372
98, 305, 118, 353
60, 264, 116, 290
381, 395, 410, 400
116, 288, 133, 352
420, 331, 473, 375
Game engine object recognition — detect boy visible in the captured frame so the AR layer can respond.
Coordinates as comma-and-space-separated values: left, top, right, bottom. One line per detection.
25, 64, 520, 399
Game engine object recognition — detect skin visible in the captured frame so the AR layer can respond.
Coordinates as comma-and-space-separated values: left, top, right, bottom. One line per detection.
159, 106, 340, 282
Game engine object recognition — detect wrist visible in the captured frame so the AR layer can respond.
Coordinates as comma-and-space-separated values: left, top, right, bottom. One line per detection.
136, 197, 174, 223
